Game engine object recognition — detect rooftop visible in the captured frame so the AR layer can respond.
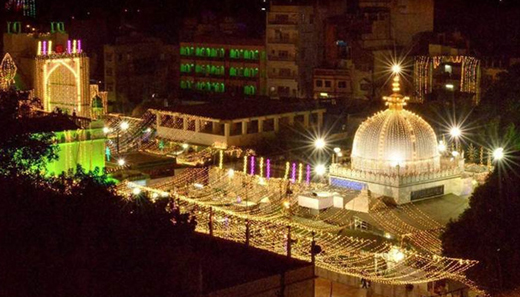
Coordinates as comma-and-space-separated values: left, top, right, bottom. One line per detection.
152, 99, 325, 120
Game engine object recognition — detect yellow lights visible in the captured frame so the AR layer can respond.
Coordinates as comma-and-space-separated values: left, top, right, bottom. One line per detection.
48, 41, 53, 54
132, 187, 141, 195
193, 183, 204, 189
391, 64, 402, 75
319, 92, 329, 97
315, 164, 326, 176
388, 246, 405, 263
493, 147, 505, 161
243, 156, 248, 174
451, 151, 460, 158
315, 138, 326, 150
218, 150, 224, 169
450, 126, 462, 138
72, 40, 77, 54
118, 169, 479, 289
445, 84, 454, 90
120, 121, 130, 131
37, 41, 42, 56
117, 159, 125, 166
227, 168, 235, 178
333, 147, 341, 154
259, 157, 264, 177
103, 127, 111, 134
182, 143, 189, 149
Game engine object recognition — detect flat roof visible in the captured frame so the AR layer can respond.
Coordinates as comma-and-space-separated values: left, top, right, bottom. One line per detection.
152, 100, 325, 120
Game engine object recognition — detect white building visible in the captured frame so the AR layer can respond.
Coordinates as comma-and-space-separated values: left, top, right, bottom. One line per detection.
151, 100, 325, 148
329, 75, 472, 204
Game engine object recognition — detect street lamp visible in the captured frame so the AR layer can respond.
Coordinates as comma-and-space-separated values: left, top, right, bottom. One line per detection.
450, 126, 462, 151
315, 164, 326, 176
315, 138, 326, 150
493, 147, 505, 161
116, 121, 130, 155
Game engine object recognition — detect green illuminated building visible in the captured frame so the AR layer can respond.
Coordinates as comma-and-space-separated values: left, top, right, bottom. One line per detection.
45, 125, 106, 176
179, 37, 267, 98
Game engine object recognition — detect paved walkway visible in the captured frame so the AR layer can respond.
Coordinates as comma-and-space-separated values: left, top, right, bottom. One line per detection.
315, 278, 385, 297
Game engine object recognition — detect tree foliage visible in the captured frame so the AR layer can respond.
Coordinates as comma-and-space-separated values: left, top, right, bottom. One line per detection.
0, 90, 197, 296
441, 152, 520, 293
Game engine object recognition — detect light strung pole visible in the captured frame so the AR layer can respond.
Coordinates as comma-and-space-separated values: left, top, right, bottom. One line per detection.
117, 121, 129, 155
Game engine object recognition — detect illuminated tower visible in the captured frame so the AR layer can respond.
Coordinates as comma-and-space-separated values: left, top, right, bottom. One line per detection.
34, 39, 91, 118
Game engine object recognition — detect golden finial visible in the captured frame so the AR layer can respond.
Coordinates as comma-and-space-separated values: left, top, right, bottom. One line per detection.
383, 65, 409, 110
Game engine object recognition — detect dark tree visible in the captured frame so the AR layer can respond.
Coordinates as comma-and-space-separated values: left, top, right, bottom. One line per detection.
441, 151, 520, 294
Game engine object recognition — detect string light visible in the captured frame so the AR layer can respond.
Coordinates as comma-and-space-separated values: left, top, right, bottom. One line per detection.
266, 159, 271, 179
259, 157, 264, 177
298, 163, 303, 184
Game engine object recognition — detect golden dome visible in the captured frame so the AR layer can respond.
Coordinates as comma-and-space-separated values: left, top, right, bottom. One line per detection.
350, 76, 440, 175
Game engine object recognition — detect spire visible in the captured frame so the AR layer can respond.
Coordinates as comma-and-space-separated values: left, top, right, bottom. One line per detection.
383, 73, 409, 111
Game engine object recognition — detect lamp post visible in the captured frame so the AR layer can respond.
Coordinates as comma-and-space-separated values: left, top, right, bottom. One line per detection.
450, 126, 462, 152
117, 121, 129, 155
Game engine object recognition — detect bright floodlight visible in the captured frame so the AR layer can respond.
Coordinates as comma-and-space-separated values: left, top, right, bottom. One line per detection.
120, 121, 130, 131
315, 164, 326, 176
132, 187, 141, 195
315, 138, 326, 150
391, 64, 402, 74
103, 127, 110, 134
493, 147, 505, 161
117, 159, 126, 166
389, 247, 405, 263
438, 141, 446, 152
333, 147, 341, 154
450, 126, 462, 138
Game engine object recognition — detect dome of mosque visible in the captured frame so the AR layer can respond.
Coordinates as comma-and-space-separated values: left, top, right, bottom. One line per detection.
351, 76, 440, 174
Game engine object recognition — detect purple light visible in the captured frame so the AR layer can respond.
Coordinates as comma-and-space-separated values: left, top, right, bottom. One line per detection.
291, 163, 296, 183
250, 156, 255, 175
67, 40, 71, 54
77, 39, 82, 53
42, 41, 47, 56
306, 164, 311, 185
266, 159, 271, 179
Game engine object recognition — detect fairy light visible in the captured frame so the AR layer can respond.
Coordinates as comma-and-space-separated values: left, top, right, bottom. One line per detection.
284, 162, 290, 180
219, 150, 223, 169
266, 159, 271, 179
250, 156, 255, 175
298, 163, 303, 183
259, 157, 264, 177
291, 162, 296, 183
243, 156, 247, 174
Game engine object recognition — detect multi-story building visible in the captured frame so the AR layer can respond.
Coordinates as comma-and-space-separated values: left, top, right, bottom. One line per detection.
266, 3, 322, 99
312, 68, 351, 100
104, 35, 177, 113
179, 37, 267, 98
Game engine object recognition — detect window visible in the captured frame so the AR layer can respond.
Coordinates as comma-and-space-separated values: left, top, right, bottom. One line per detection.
325, 81, 331, 88
106, 67, 113, 77
316, 80, 323, 87
105, 53, 113, 62
279, 50, 289, 59
279, 68, 291, 77
445, 64, 452, 74
338, 81, 347, 89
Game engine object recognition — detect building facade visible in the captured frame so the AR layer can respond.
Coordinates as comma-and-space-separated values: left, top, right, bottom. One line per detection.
104, 36, 177, 113
179, 38, 266, 98
266, 4, 322, 99
34, 40, 91, 117
151, 101, 325, 147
